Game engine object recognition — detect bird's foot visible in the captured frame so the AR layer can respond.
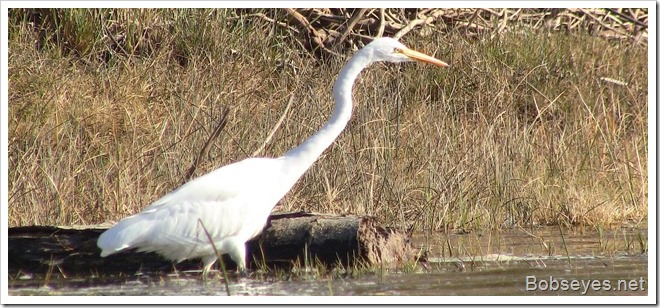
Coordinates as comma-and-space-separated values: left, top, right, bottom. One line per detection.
238, 268, 249, 278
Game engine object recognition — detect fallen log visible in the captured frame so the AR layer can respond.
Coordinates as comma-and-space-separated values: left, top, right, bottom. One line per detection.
8, 212, 415, 278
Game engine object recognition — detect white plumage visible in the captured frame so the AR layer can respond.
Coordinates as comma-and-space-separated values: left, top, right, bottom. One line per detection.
97, 37, 448, 275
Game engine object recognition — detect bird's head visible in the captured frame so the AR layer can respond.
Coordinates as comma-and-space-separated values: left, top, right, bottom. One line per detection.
365, 37, 449, 67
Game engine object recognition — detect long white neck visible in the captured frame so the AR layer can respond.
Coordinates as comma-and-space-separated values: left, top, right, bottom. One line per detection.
282, 50, 373, 179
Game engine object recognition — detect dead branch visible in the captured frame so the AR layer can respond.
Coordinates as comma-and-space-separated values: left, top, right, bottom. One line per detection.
265, 8, 648, 59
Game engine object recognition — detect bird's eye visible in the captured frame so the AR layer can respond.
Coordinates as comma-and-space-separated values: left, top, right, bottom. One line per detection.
393, 48, 404, 54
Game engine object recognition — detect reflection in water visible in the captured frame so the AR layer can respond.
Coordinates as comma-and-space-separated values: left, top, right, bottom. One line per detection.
9, 227, 648, 296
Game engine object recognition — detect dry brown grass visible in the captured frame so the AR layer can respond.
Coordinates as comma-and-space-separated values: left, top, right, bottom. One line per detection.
8, 9, 647, 233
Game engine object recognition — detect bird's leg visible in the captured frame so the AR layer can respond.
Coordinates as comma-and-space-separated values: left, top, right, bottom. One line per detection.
226, 239, 248, 276
201, 265, 211, 280
201, 255, 218, 279
236, 251, 248, 277
236, 255, 249, 277
238, 266, 248, 277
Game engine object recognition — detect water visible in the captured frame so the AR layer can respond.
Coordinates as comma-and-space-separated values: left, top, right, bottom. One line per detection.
7, 227, 648, 297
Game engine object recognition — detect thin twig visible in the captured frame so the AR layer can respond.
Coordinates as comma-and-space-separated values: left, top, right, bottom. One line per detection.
198, 219, 231, 295
578, 8, 630, 37
284, 8, 340, 58
377, 8, 386, 37
252, 95, 295, 157
182, 106, 230, 184
394, 9, 443, 39
605, 8, 648, 28
465, 8, 481, 36
336, 8, 368, 46
227, 13, 300, 34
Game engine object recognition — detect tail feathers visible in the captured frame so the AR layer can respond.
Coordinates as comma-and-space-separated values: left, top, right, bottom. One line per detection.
97, 215, 154, 257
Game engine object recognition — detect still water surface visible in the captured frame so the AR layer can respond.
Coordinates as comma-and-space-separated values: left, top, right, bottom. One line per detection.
8, 227, 647, 296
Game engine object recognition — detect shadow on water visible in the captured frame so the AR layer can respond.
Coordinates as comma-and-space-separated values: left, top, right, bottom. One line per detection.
8, 227, 648, 296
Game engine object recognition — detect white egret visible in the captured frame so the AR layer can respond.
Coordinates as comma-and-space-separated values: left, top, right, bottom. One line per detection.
97, 37, 448, 276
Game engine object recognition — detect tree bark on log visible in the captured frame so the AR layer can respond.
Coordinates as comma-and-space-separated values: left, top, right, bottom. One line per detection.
8, 212, 415, 278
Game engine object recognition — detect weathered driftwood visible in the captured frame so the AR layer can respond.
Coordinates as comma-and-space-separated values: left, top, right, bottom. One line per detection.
8, 212, 415, 278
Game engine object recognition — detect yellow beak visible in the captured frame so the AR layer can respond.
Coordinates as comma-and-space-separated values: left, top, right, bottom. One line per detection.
399, 48, 449, 67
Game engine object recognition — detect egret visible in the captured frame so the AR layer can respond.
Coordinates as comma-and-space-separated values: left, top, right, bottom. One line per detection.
97, 37, 448, 276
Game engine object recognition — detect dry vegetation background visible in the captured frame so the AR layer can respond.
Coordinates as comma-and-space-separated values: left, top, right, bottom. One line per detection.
7, 8, 648, 234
